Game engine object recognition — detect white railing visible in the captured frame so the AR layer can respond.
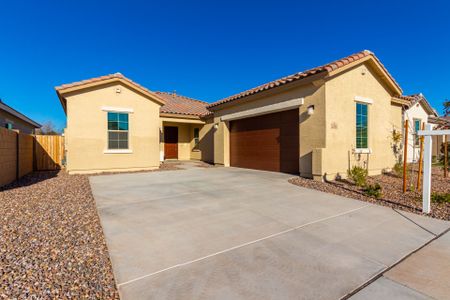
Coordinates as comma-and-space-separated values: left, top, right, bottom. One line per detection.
417, 124, 450, 213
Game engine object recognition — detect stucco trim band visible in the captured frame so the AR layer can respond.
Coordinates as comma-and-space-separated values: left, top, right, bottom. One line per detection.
101, 106, 134, 113
354, 96, 374, 104
220, 98, 304, 122
103, 149, 133, 154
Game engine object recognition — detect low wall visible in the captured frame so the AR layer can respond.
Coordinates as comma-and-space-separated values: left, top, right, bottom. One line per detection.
0, 127, 34, 187
0, 128, 18, 187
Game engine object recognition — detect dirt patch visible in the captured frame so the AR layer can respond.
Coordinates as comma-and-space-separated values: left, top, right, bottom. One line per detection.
289, 166, 449, 220
0, 171, 119, 299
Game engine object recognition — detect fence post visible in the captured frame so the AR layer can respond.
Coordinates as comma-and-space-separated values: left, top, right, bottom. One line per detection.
416, 123, 425, 191
403, 120, 409, 193
422, 124, 433, 214
444, 135, 448, 178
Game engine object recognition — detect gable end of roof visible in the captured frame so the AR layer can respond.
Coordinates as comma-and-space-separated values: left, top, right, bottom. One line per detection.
207, 50, 402, 109
55, 73, 166, 113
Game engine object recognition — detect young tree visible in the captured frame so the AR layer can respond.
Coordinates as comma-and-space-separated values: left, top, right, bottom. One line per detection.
39, 121, 60, 135
444, 99, 450, 116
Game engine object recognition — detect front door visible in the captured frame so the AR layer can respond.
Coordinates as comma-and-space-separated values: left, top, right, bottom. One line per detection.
164, 126, 178, 159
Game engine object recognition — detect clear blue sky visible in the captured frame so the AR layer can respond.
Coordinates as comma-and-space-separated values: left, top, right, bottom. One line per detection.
1, 0, 449, 130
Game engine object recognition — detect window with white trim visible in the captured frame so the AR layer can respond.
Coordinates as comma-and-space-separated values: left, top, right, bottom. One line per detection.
356, 103, 368, 149
107, 112, 129, 149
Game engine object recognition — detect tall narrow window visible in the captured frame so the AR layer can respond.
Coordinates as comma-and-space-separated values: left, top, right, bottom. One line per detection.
108, 112, 129, 149
414, 119, 421, 146
193, 128, 200, 150
356, 103, 368, 149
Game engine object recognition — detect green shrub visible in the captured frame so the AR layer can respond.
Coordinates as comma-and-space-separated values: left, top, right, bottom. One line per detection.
347, 166, 368, 187
431, 193, 450, 204
392, 162, 410, 178
364, 183, 382, 199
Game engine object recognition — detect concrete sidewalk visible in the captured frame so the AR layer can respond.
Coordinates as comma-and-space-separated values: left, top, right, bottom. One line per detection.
351, 230, 450, 299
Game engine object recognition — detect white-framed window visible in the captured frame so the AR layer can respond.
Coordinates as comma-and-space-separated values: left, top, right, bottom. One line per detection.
356, 103, 368, 149
107, 112, 129, 150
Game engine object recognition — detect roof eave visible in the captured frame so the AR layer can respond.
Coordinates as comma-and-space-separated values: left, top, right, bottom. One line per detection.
327, 55, 403, 96
55, 77, 166, 106
160, 112, 203, 119
207, 71, 327, 111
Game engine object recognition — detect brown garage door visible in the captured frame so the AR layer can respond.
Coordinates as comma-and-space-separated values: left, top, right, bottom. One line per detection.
230, 109, 299, 174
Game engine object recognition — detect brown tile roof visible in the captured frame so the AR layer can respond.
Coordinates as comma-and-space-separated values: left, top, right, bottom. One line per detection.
156, 92, 210, 117
429, 115, 450, 129
207, 50, 402, 109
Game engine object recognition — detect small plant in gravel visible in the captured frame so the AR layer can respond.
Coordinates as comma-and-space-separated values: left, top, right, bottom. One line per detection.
431, 193, 450, 204
392, 162, 411, 178
347, 166, 368, 187
392, 162, 403, 177
364, 183, 383, 199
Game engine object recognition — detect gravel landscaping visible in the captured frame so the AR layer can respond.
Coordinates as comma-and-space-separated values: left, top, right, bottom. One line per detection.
0, 171, 119, 299
289, 166, 450, 220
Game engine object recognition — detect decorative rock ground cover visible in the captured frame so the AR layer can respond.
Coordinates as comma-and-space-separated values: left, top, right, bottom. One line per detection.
0, 171, 119, 299
289, 166, 449, 220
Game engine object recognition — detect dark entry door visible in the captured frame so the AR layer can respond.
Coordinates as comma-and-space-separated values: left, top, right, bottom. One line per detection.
230, 109, 299, 174
164, 126, 178, 159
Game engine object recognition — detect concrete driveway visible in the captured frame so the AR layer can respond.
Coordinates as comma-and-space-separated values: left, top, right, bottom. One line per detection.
90, 167, 449, 300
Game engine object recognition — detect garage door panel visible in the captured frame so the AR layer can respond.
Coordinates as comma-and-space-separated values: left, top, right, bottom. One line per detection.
230, 109, 299, 174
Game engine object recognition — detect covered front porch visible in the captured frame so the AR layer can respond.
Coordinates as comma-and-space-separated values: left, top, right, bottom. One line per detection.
160, 115, 205, 161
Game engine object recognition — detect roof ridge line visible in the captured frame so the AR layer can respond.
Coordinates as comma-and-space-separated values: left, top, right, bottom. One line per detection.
155, 91, 208, 104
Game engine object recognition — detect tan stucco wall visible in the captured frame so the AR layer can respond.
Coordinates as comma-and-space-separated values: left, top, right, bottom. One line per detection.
320, 63, 402, 179
199, 117, 214, 163
65, 82, 161, 174
0, 110, 36, 134
211, 81, 325, 174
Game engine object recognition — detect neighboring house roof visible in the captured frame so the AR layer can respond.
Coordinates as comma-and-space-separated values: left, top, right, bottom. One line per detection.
0, 99, 41, 128
207, 50, 403, 109
429, 115, 450, 129
156, 92, 210, 117
55, 73, 166, 113
401, 93, 438, 116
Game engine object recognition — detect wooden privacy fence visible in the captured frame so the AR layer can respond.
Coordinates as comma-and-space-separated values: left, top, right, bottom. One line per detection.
34, 135, 65, 171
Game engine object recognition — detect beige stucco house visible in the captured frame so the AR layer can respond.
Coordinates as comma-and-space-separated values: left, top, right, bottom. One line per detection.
56, 50, 415, 180
400, 94, 438, 163
56, 74, 211, 174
